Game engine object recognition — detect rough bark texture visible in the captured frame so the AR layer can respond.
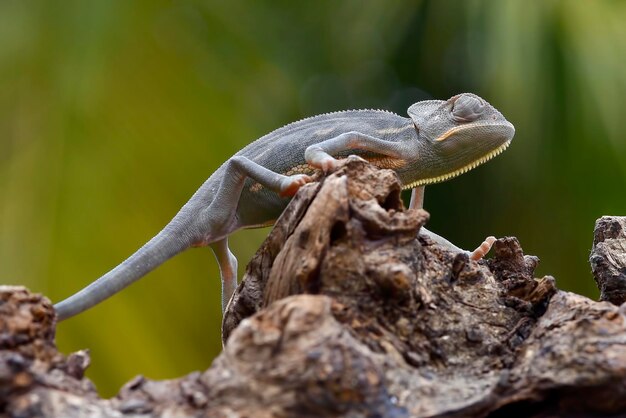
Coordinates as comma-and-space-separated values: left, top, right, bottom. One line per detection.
590, 216, 626, 305
2, 159, 626, 417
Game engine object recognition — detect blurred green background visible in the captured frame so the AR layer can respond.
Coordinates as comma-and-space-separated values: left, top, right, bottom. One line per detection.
1, 0, 625, 397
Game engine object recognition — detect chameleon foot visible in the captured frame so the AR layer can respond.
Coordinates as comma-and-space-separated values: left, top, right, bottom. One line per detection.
279, 174, 313, 197
315, 156, 340, 173
469, 236, 496, 261
304, 145, 340, 173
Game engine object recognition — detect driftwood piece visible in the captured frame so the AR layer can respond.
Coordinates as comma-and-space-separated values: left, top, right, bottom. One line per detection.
2, 160, 626, 417
590, 216, 626, 305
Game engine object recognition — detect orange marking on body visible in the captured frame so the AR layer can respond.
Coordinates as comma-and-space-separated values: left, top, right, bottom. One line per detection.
249, 182, 264, 193
365, 156, 407, 169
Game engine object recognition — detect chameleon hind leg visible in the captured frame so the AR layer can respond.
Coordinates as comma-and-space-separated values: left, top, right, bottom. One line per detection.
409, 187, 495, 260
206, 156, 312, 313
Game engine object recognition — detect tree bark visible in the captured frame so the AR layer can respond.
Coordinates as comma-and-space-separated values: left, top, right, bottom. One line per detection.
1, 159, 625, 417
590, 216, 626, 305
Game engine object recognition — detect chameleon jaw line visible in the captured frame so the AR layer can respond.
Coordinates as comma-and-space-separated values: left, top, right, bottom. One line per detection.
402, 139, 512, 189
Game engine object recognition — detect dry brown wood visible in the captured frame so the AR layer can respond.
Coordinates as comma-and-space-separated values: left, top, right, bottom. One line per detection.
590, 216, 626, 305
1, 160, 625, 417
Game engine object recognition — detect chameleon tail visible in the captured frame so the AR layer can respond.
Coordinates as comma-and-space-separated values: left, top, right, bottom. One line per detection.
54, 219, 194, 321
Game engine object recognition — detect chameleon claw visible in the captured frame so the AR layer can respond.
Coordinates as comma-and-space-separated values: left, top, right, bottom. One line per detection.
279, 174, 313, 197
321, 155, 365, 172
316, 156, 340, 173
304, 146, 340, 173
345, 154, 368, 164
469, 236, 496, 261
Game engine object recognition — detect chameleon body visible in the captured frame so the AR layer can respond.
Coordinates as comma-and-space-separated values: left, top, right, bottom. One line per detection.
55, 93, 515, 321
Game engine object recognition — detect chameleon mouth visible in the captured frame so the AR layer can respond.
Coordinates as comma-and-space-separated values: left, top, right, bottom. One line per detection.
402, 139, 512, 189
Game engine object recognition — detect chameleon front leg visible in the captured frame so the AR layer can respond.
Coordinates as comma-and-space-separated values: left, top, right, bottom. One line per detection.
409, 186, 425, 210
305, 131, 418, 172
205, 156, 311, 312
409, 187, 495, 260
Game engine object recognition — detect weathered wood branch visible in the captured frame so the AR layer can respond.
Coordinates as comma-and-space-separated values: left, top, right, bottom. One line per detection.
1, 160, 625, 417
590, 216, 626, 305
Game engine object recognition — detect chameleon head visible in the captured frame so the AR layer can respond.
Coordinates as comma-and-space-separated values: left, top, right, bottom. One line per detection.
405, 93, 515, 187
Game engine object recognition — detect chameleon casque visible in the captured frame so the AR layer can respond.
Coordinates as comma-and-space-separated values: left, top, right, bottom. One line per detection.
54, 93, 515, 321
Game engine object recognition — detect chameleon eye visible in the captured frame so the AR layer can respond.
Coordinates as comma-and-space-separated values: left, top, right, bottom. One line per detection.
451, 95, 485, 122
